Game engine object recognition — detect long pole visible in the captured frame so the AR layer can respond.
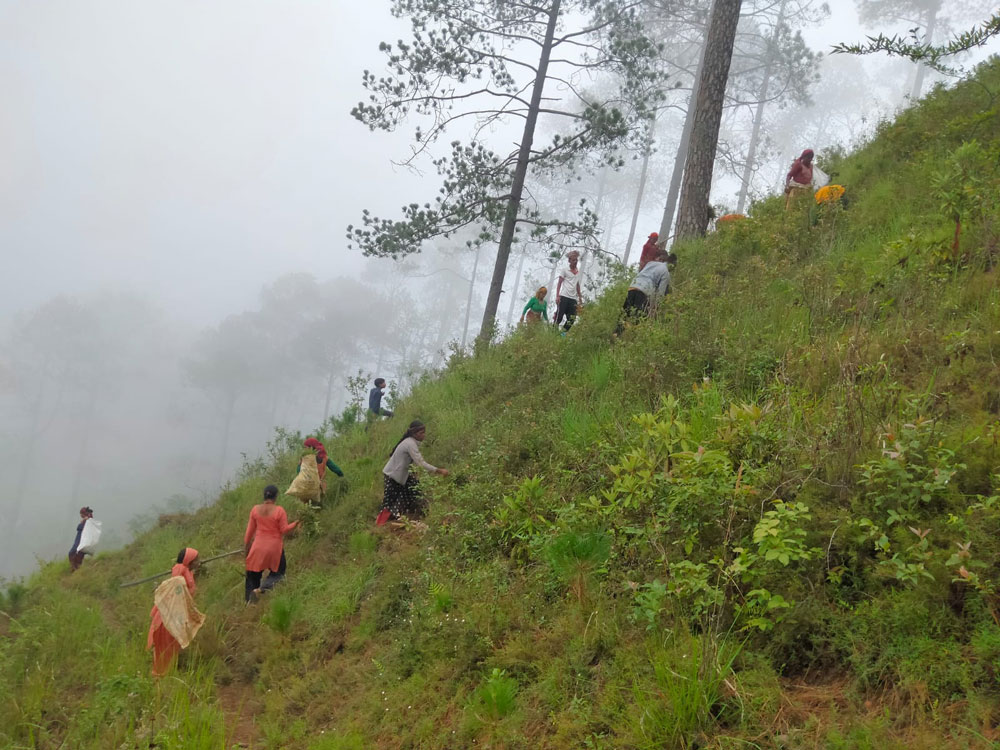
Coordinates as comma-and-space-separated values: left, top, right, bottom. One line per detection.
119, 549, 243, 589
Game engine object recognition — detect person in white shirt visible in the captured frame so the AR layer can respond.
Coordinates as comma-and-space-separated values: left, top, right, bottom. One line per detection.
376, 420, 449, 526
553, 250, 584, 331
613, 250, 677, 337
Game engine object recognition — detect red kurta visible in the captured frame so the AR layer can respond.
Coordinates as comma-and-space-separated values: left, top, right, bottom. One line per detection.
147, 561, 196, 676
244, 504, 297, 573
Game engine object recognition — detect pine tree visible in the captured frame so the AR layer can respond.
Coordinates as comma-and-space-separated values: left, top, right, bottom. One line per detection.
347, 0, 663, 341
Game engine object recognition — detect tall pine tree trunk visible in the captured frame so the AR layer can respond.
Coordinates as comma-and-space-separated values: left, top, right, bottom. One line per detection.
675, 0, 744, 240
479, 0, 561, 341
658, 41, 707, 241
505, 248, 528, 327
910, 6, 938, 100
736, 0, 786, 214
623, 125, 654, 265
462, 244, 483, 349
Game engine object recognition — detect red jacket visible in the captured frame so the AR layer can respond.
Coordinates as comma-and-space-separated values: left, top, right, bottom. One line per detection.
638, 238, 660, 269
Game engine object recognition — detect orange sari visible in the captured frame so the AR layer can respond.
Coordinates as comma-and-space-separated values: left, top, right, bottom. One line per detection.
147, 548, 197, 676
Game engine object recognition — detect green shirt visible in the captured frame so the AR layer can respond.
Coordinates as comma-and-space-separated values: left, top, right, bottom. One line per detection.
522, 296, 548, 317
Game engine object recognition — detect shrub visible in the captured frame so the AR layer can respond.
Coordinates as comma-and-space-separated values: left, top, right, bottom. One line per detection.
468, 668, 518, 722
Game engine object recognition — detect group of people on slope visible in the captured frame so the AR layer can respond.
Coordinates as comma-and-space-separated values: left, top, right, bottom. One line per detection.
520, 234, 677, 340
519, 249, 584, 331
143, 406, 450, 676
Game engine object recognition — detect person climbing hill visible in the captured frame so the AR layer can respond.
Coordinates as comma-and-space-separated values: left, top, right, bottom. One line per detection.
377, 420, 448, 526
369, 378, 394, 420
287, 437, 344, 505
67, 506, 94, 572
785, 148, 815, 209
638, 232, 661, 270
147, 547, 203, 676
520, 286, 548, 324
244, 484, 299, 602
614, 250, 676, 337
553, 251, 583, 332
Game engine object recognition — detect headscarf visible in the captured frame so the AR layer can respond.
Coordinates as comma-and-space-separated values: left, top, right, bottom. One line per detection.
173, 547, 199, 593
648, 232, 658, 240
303, 437, 327, 465
800, 148, 814, 162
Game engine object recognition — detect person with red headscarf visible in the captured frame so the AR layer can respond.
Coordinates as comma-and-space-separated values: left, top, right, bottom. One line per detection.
147, 547, 199, 676
785, 149, 815, 209
301, 437, 344, 490
638, 232, 662, 270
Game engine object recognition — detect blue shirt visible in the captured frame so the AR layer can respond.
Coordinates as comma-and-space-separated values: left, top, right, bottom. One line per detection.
369, 387, 384, 414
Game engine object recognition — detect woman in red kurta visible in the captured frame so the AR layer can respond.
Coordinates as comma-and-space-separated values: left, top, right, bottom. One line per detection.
147, 547, 199, 676
244, 484, 298, 602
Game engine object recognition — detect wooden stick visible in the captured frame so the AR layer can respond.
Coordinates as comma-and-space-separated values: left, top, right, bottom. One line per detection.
118, 549, 243, 589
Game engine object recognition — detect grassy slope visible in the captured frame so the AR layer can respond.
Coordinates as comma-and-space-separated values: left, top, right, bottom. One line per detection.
3, 60, 1000, 750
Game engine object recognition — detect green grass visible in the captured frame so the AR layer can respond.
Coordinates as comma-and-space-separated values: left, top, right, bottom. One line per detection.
3, 59, 1000, 749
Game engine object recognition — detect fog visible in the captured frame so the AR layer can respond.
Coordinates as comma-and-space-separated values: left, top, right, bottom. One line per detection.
2, 1, 997, 578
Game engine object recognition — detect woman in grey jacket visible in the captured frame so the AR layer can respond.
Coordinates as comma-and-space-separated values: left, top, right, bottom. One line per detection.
376, 420, 449, 526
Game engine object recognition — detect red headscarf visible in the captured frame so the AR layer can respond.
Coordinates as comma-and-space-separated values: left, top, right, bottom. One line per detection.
304, 437, 328, 479
171, 547, 199, 593
303, 438, 327, 464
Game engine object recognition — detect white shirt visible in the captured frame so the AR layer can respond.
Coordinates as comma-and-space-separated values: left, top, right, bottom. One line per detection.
556, 264, 582, 300
382, 437, 437, 484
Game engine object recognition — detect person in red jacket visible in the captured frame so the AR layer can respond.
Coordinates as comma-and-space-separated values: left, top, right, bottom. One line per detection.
638, 232, 661, 270
785, 149, 815, 209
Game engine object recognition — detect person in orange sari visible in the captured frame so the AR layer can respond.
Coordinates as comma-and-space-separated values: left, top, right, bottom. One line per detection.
244, 484, 299, 602
147, 547, 199, 677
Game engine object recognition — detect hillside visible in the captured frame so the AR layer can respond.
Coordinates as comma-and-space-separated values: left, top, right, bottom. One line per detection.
3, 59, 1000, 750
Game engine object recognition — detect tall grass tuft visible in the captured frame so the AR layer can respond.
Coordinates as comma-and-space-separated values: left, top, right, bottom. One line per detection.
632, 633, 743, 749
545, 530, 612, 603
264, 594, 300, 634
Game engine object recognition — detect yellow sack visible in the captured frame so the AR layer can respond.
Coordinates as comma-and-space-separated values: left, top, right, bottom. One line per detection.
286, 452, 321, 503
153, 576, 205, 649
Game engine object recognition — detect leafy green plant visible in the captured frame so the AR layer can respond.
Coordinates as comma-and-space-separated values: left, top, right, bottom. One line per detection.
468, 668, 518, 722
857, 417, 964, 521
493, 475, 550, 562
930, 140, 991, 259
429, 580, 454, 613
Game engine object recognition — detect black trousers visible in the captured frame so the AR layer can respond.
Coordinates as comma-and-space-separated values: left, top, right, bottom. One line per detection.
614, 289, 650, 336
554, 296, 578, 331
245, 550, 286, 602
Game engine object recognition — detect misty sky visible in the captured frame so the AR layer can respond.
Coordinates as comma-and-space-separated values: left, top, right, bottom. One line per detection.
1, 0, 943, 325
1, 2, 423, 324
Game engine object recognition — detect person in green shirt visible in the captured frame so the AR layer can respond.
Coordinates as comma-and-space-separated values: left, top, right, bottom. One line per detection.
519, 286, 549, 324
